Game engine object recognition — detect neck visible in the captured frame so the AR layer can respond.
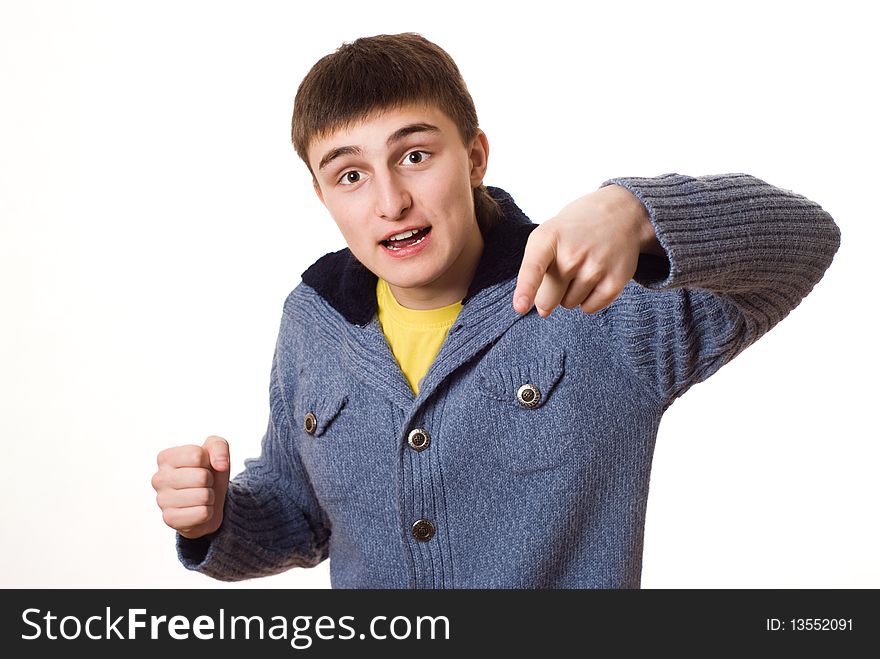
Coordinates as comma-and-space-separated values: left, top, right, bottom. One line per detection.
387, 221, 484, 310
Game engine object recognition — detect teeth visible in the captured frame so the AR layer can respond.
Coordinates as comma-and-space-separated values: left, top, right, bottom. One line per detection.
385, 233, 428, 251
388, 228, 420, 242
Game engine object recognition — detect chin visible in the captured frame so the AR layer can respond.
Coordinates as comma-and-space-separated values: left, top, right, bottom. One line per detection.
382, 264, 447, 290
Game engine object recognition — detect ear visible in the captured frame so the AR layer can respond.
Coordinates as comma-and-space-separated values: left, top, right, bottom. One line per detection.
312, 177, 325, 205
468, 130, 490, 187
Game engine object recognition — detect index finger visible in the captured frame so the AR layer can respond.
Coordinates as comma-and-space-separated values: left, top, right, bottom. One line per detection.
157, 444, 211, 470
513, 228, 557, 314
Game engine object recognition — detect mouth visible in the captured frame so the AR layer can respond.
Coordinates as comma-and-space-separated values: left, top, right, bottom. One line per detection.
379, 226, 432, 251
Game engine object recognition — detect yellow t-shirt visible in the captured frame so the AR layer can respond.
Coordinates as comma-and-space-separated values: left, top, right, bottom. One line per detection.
376, 278, 463, 395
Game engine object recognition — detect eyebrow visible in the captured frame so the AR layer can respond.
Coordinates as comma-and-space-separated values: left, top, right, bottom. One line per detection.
317, 123, 441, 171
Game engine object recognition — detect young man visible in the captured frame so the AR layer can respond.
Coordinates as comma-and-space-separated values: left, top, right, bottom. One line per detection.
151, 33, 840, 588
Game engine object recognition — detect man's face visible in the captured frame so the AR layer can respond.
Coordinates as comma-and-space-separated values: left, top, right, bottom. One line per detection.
308, 103, 489, 307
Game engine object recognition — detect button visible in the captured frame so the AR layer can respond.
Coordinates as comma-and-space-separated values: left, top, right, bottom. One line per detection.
516, 383, 541, 408
411, 519, 435, 542
407, 428, 431, 452
303, 411, 317, 435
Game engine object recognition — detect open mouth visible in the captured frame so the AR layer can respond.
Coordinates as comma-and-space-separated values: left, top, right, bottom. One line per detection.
380, 226, 432, 251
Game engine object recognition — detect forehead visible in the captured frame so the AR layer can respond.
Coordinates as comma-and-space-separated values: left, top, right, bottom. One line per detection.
307, 103, 459, 164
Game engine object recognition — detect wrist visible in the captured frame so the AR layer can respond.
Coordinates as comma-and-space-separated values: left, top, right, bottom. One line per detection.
608, 184, 664, 257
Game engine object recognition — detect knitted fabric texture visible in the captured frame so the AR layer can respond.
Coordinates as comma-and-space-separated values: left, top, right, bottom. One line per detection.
177, 173, 840, 588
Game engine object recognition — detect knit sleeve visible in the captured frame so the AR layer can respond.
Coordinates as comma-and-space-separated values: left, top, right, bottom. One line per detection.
175, 352, 330, 581
595, 172, 841, 409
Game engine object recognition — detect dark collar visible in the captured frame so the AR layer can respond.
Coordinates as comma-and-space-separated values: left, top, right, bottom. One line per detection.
301, 186, 537, 326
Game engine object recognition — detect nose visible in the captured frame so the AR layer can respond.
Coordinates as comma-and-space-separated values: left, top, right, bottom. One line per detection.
374, 170, 411, 221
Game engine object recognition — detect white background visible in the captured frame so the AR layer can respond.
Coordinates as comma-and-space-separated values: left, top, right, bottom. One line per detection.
1, 0, 877, 589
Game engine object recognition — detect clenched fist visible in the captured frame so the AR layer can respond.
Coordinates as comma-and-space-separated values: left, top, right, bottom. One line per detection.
152, 436, 230, 540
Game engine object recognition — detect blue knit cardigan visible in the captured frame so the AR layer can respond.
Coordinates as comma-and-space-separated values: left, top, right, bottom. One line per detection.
177, 173, 840, 588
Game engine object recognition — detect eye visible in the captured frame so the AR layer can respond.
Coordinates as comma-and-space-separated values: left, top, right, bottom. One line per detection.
402, 150, 430, 166
338, 170, 364, 186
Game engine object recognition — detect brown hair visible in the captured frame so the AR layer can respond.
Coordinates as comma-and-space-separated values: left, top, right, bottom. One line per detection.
291, 33, 501, 235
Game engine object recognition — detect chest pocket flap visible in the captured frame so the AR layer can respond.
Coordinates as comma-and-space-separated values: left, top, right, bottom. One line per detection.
298, 393, 348, 437
476, 349, 566, 408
